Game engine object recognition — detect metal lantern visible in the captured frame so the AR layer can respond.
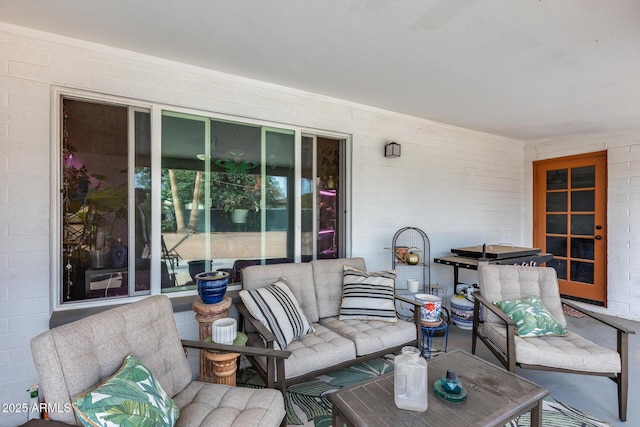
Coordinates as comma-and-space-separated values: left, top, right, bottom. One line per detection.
384, 142, 401, 158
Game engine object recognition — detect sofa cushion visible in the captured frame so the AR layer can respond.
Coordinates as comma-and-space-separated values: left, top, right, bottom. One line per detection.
240, 279, 314, 349
72, 353, 179, 427
247, 323, 356, 380
311, 257, 367, 319
172, 381, 285, 427
321, 316, 416, 356
339, 265, 397, 322
242, 262, 319, 323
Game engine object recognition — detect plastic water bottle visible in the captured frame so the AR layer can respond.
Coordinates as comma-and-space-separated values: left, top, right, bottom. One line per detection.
394, 346, 428, 412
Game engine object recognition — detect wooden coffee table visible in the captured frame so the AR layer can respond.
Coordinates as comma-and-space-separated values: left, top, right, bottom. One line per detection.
329, 349, 548, 427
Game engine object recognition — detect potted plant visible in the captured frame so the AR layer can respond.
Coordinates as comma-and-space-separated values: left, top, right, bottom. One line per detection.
222, 189, 259, 224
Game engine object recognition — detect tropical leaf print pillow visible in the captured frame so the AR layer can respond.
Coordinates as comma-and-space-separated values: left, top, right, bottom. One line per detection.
72, 353, 179, 427
493, 295, 568, 338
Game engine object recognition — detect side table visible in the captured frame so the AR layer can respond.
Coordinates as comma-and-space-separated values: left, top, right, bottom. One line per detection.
203, 332, 248, 386
421, 319, 448, 359
192, 296, 232, 382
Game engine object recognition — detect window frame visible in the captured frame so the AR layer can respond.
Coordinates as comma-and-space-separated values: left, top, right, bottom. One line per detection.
51, 88, 352, 312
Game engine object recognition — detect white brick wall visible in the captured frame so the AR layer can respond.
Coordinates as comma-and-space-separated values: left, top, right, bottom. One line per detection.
0, 22, 634, 426
524, 135, 640, 320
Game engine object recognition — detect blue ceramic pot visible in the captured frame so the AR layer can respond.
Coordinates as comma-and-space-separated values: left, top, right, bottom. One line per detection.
195, 271, 229, 304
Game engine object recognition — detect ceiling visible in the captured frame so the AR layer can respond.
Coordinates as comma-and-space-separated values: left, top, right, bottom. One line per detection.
2, 0, 640, 141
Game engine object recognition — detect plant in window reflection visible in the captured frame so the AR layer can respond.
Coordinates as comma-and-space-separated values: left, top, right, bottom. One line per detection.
160, 168, 285, 232
63, 148, 127, 246
219, 173, 261, 213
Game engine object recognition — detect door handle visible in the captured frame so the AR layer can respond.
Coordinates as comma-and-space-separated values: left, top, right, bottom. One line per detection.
595, 235, 602, 240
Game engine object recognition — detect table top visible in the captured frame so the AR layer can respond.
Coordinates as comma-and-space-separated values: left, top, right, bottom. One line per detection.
434, 253, 553, 270
329, 349, 548, 427
450, 245, 541, 259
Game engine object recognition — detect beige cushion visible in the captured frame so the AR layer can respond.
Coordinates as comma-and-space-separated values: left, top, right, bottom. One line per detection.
481, 323, 621, 373
478, 264, 567, 327
173, 382, 284, 427
311, 257, 367, 319
248, 323, 356, 379
321, 316, 416, 356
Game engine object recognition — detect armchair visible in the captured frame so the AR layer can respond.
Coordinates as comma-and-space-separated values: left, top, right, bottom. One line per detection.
472, 264, 635, 421
30, 295, 290, 426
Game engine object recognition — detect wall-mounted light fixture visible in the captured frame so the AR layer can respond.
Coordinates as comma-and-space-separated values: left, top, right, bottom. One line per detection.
384, 142, 401, 158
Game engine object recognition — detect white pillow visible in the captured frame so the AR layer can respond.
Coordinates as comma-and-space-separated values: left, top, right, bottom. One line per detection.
339, 265, 398, 322
240, 278, 314, 349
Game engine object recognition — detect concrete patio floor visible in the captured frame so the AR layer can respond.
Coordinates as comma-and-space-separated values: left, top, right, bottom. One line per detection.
443, 312, 639, 426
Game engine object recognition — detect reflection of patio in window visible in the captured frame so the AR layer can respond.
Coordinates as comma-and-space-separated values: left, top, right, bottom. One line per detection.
161, 231, 288, 286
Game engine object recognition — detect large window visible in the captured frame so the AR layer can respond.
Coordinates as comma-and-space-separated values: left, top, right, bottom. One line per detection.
55, 94, 349, 307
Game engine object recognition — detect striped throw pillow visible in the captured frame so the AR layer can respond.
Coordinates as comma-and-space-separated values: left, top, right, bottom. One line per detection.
339, 265, 398, 322
240, 279, 314, 349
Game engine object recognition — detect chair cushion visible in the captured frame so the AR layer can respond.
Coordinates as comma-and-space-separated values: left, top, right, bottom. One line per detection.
172, 381, 285, 427
481, 323, 621, 373
478, 265, 567, 328
248, 323, 356, 379
494, 295, 568, 337
321, 316, 416, 356
339, 265, 397, 322
72, 354, 179, 427
240, 279, 314, 349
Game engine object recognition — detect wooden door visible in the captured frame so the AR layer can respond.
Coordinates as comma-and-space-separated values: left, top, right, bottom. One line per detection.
533, 151, 607, 305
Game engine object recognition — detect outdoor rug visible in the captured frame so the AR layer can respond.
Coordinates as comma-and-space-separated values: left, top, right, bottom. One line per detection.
237, 356, 611, 427
563, 302, 587, 318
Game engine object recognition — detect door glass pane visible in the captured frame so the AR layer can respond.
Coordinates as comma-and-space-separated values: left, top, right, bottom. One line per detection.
317, 137, 340, 259
571, 166, 595, 188
547, 259, 567, 280
570, 261, 594, 284
301, 136, 313, 262
546, 169, 567, 190
571, 214, 594, 235
546, 236, 567, 257
571, 190, 595, 212
546, 214, 567, 234
546, 192, 567, 212
571, 238, 594, 260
